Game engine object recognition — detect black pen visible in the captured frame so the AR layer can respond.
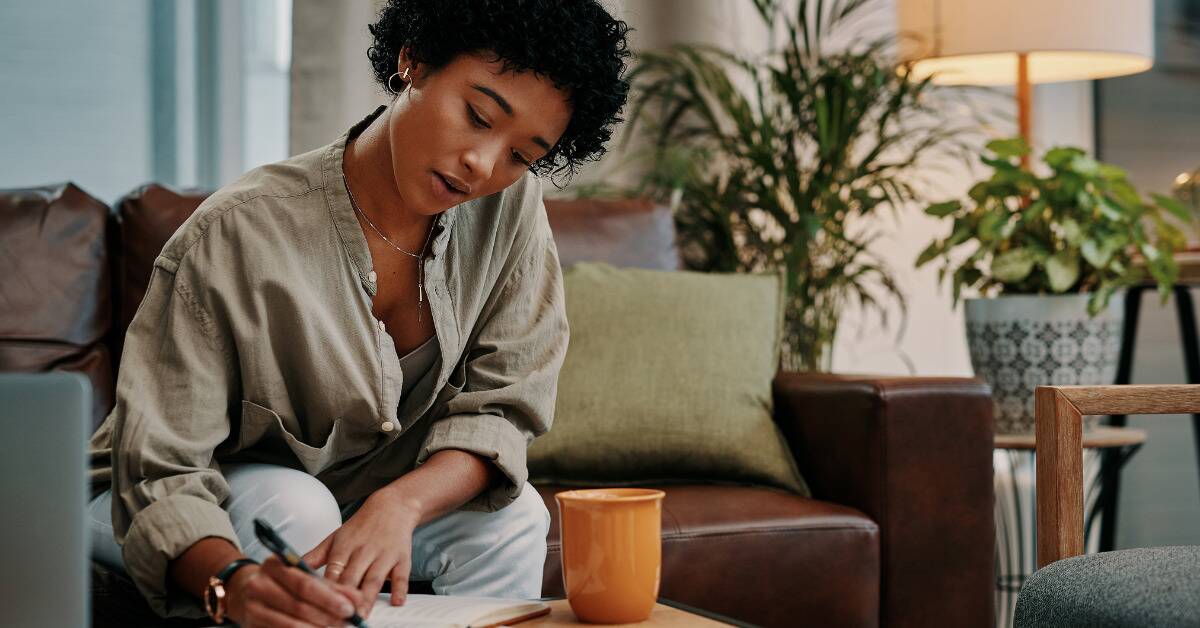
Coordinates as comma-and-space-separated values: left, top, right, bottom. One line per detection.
253, 517, 370, 628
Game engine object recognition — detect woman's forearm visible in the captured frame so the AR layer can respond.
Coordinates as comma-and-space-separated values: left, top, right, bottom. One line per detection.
168, 537, 245, 602
375, 449, 500, 524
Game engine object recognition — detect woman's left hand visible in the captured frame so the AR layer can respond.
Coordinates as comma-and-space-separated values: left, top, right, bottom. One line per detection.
302, 488, 421, 618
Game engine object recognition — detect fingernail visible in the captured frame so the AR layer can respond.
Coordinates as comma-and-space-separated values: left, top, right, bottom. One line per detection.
339, 602, 354, 616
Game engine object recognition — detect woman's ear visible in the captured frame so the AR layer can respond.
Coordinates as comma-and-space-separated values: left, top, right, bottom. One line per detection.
396, 47, 419, 80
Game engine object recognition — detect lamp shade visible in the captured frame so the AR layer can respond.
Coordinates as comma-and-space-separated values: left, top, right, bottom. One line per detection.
898, 0, 1154, 85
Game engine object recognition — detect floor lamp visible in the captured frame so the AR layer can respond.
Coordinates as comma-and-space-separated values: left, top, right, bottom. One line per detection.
897, 0, 1154, 168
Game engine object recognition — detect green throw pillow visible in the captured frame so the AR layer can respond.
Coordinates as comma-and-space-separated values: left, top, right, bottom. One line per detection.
528, 262, 809, 495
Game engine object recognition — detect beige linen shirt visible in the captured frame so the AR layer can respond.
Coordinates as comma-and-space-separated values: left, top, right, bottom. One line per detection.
87, 106, 569, 618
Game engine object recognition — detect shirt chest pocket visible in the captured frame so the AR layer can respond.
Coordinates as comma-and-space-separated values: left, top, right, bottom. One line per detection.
239, 400, 373, 475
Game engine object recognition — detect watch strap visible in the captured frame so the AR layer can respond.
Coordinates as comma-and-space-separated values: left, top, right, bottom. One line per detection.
216, 557, 259, 584
205, 558, 259, 624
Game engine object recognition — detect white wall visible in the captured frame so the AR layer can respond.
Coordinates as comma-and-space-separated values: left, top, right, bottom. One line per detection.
289, 0, 386, 155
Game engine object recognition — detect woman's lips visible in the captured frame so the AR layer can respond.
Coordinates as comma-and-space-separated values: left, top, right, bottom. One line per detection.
430, 171, 466, 203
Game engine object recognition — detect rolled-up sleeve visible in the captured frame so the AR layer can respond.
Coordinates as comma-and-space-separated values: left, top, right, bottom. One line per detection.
108, 256, 239, 619
418, 209, 569, 512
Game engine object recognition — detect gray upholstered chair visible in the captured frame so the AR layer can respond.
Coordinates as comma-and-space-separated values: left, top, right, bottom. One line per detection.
1014, 385, 1200, 627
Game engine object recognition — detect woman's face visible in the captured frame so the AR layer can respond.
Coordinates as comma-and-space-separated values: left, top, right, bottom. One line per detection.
387, 51, 572, 216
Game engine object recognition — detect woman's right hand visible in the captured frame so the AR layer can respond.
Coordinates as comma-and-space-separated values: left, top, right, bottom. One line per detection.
226, 555, 365, 627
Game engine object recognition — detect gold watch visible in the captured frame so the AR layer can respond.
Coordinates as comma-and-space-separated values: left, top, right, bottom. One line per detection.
203, 558, 258, 624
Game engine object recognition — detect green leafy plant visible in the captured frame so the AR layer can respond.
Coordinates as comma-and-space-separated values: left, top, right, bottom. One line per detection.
916, 137, 1192, 315
621, 0, 973, 371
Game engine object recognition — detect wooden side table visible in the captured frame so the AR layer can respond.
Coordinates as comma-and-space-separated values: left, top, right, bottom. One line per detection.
992, 427, 1146, 628
527, 599, 749, 627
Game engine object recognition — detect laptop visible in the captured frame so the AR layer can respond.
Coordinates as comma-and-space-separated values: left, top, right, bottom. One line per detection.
0, 372, 90, 627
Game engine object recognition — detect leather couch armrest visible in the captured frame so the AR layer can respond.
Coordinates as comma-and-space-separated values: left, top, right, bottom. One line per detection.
772, 371, 995, 628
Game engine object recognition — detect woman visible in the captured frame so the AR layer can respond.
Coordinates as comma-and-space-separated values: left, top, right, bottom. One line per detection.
86, 1, 631, 625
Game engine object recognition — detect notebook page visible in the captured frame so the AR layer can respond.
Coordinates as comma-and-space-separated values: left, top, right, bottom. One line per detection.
367, 594, 547, 627
365, 621, 459, 628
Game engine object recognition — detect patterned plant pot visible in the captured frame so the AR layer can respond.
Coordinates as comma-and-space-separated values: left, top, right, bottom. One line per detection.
965, 293, 1123, 435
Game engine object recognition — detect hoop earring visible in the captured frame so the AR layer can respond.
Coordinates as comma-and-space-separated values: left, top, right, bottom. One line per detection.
386, 67, 411, 95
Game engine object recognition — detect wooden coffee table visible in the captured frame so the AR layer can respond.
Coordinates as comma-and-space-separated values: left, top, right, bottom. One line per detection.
524, 598, 749, 627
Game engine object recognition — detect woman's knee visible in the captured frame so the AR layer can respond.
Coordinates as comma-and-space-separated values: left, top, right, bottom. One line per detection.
88, 490, 125, 571
501, 483, 552, 547
224, 463, 342, 554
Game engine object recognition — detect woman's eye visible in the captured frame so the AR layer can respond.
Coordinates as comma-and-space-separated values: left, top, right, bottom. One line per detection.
467, 105, 489, 129
467, 103, 529, 167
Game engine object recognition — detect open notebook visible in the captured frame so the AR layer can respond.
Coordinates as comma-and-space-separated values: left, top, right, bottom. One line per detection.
362, 594, 550, 627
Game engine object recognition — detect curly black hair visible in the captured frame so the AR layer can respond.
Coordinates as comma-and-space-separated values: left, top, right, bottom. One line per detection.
367, 0, 632, 184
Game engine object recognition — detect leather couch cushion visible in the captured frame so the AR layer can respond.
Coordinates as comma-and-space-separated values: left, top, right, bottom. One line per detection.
537, 484, 880, 628
543, 198, 680, 270
111, 184, 207, 354
0, 183, 114, 427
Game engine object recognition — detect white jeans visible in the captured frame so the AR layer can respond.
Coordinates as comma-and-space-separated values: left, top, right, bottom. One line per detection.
89, 463, 550, 599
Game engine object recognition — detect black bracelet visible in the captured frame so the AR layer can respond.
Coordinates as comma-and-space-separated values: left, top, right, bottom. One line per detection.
216, 557, 259, 585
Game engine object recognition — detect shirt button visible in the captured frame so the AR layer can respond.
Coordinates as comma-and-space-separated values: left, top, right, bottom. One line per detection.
381, 421, 395, 432
368, 271, 377, 283
378, 320, 386, 332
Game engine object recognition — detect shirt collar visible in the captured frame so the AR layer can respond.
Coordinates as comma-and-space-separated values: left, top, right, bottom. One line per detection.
322, 105, 458, 297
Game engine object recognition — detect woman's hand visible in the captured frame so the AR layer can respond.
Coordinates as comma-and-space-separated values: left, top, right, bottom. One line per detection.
225, 556, 364, 627
303, 487, 422, 618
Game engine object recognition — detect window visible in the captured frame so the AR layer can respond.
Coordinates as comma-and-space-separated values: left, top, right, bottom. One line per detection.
0, 0, 292, 203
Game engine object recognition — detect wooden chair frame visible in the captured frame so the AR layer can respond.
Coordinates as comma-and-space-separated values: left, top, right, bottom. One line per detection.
1035, 384, 1200, 567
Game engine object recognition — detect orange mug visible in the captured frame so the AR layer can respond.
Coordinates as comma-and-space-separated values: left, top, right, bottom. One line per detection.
555, 488, 665, 624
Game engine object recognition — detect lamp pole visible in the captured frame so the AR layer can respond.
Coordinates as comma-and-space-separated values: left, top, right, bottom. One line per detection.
1017, 52, 1032, 169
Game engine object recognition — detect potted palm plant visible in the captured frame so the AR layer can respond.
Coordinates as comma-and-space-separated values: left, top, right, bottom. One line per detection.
620, 0, 973, 371
917, 137, 1191, 433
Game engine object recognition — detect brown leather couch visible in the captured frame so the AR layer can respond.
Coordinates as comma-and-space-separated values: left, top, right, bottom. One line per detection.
0, 182, 995, 627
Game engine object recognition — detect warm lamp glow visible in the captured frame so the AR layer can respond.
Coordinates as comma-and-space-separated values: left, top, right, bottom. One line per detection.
898, 0, 1154, 86
909, 51, 1154, 86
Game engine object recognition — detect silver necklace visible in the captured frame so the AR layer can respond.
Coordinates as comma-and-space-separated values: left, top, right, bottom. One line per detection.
342, 173, 437, 323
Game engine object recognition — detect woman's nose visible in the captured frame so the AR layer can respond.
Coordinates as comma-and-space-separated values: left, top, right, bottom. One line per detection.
462, 143, 504, 183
